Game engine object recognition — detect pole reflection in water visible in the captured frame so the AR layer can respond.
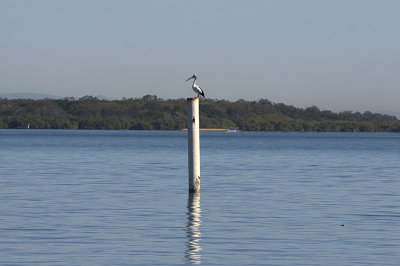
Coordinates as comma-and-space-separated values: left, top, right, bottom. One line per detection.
185, 192, 202, 264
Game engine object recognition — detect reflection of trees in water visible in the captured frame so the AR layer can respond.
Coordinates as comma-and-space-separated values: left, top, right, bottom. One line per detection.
185, 192, 201, 264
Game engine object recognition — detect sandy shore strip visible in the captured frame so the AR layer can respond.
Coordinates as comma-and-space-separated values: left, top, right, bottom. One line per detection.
181, 128, 226, 131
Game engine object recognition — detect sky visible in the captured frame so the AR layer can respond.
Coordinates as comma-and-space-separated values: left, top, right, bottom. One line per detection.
1, 0, 399, 114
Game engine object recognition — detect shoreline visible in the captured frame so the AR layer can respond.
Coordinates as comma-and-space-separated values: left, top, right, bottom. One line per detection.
1, 128, 398, 133
181, 128, 226, 131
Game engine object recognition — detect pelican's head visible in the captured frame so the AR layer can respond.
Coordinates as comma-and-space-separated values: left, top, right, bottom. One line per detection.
185, 74, 198, 81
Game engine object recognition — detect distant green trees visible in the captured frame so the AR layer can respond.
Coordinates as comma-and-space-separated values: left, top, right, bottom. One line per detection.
0, 96, 399, 131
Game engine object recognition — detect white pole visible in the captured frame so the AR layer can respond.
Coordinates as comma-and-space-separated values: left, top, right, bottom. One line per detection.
187, 97, 200, 192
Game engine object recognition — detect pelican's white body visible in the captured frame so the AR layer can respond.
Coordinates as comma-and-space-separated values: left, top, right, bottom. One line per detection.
192, 82, 204, 98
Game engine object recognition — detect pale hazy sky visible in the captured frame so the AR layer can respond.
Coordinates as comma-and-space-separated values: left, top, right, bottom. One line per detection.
1, 0, 399, 114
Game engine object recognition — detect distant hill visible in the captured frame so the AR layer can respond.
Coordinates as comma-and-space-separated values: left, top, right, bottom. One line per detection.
0, 97, 399, 131
0, 93, 112, 101
0, 92, 62, 100
382, 111, 400, 120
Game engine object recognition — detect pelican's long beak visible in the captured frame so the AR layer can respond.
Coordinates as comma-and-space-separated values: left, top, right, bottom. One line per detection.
185, 74, 196, 81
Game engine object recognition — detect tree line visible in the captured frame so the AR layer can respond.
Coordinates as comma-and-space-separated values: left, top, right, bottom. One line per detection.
0, 95, 399, 132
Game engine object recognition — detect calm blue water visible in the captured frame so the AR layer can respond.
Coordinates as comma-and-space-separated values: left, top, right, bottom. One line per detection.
0, 130, 399, 265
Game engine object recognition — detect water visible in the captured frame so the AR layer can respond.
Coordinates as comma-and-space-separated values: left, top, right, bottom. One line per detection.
0, 130, 399, 265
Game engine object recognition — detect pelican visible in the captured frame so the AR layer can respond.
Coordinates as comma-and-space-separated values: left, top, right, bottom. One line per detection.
186, 74, 205, 98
